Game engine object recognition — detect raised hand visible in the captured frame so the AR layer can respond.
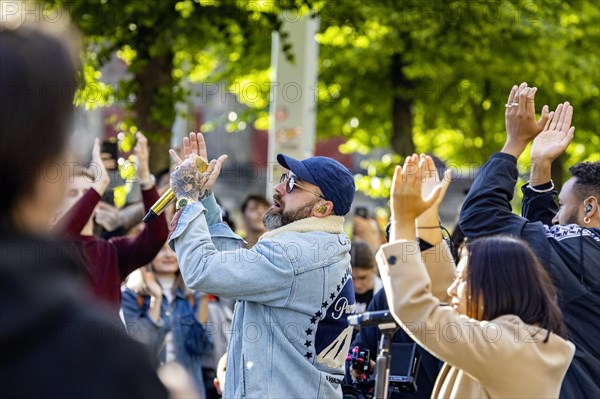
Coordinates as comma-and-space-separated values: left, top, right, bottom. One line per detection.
391, 154, 443, 222
169, 132, 228, 198
505, 83, 551, 141
133, 132, 152, 185
503, 83, 552, 158
390, 154, 444, 242
416, 155, 451, 232
90, 138, 110, 196
170, 154, 217, 201
531, 102, 575, 163
419, 156, 451, 212
352, 216, 383, 252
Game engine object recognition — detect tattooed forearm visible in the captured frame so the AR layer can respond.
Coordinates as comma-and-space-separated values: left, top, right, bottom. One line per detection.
170, 160, 209, 199
198, 188, 212, 201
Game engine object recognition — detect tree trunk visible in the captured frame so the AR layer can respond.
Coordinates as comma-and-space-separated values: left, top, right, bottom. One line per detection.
390, 52, 415, 156
132, 52, 176, 174
148, 141, 173, 174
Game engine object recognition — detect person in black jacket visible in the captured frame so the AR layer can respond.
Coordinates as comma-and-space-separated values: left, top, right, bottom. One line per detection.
460, 83, 600, 398
346, 156, 452, 398
347, 278, 443, 399
0, 18, 167, 398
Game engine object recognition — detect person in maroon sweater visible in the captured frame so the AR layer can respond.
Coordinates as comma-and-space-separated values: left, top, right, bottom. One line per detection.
54, 132, 168, 308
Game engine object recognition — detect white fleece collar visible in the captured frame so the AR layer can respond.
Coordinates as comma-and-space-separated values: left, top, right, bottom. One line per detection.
259, 216, 345, 240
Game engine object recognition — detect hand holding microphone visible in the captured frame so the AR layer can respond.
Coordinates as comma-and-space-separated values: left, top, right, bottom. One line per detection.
143, 133, 228, 223
143, 155, 210, 223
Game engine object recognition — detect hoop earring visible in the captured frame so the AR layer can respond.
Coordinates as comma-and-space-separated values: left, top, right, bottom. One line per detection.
584, 217, 591, 224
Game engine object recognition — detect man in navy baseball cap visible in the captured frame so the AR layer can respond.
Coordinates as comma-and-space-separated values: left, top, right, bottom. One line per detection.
262, 154, 356, 230
169, 133, 358, 398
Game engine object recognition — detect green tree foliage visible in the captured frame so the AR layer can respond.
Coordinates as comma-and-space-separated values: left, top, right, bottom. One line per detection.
52, 0, 316, 171
315, 0, 599, 197
55, 0, 598, 195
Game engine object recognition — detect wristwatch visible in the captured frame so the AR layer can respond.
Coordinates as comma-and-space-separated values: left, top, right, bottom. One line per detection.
176, 197, 195, 211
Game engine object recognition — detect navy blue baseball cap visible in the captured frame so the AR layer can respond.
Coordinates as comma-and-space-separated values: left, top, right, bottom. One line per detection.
277, 154, 355, 216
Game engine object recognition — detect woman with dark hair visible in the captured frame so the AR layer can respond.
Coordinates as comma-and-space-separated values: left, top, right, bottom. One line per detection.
378, 154, 574, 398
0, 18, 167, 397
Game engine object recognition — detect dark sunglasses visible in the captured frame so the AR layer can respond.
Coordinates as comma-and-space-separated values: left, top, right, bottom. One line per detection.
279, 173, 325, 199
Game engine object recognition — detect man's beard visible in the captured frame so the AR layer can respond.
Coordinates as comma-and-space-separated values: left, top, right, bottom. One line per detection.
564, 207, 580, 226
263, 195, 320, 230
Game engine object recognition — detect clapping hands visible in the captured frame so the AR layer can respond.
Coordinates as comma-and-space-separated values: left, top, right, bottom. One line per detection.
391, 154, 444, 221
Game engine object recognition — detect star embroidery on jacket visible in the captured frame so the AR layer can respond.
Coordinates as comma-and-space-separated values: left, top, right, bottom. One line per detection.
305, 328, 313, 336
321, 301, 328, 308
330, 293, 336, 300
304, 340, 312, 348
315, 310, 322, 318
336, 284, 341, 292
310, 316, 317, 324
305, 352, 313, 360
342, 276, 347, 284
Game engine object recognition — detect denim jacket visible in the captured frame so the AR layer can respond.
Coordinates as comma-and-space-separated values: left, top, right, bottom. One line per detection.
169, 195, 355, 398
121, 286, 212, 396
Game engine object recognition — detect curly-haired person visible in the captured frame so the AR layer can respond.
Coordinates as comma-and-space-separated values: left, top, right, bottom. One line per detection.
460, 83, 600, 398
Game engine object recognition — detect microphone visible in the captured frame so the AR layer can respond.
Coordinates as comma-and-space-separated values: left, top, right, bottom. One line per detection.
142, 156, 209, 223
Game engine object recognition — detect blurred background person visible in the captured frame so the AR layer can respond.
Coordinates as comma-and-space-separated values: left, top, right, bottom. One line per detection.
345, 155, 451, 398
213, 354, 227, 397
202, 294, 233, 399
53, 132, 168, 310
350, 240, 382, 314
240, 194, 270, 248
0, 15, 167, 398
122, 241, 212, 397
353, 209, 385, 254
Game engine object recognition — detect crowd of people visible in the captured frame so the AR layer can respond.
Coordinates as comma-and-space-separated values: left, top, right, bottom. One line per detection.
2, 14, 599, 399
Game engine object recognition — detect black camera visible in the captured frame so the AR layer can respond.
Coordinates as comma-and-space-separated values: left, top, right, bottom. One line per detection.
344, 311, 421, 398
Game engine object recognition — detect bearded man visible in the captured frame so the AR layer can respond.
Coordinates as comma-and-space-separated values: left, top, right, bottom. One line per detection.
168, 133, 356, 399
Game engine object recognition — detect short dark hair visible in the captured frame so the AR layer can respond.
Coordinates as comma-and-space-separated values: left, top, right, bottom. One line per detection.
466, 236, 567, 341
569, 161, 600, 202
350, 240, 375, 270
241, 194, 271, 214
0, 22, 79, 229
